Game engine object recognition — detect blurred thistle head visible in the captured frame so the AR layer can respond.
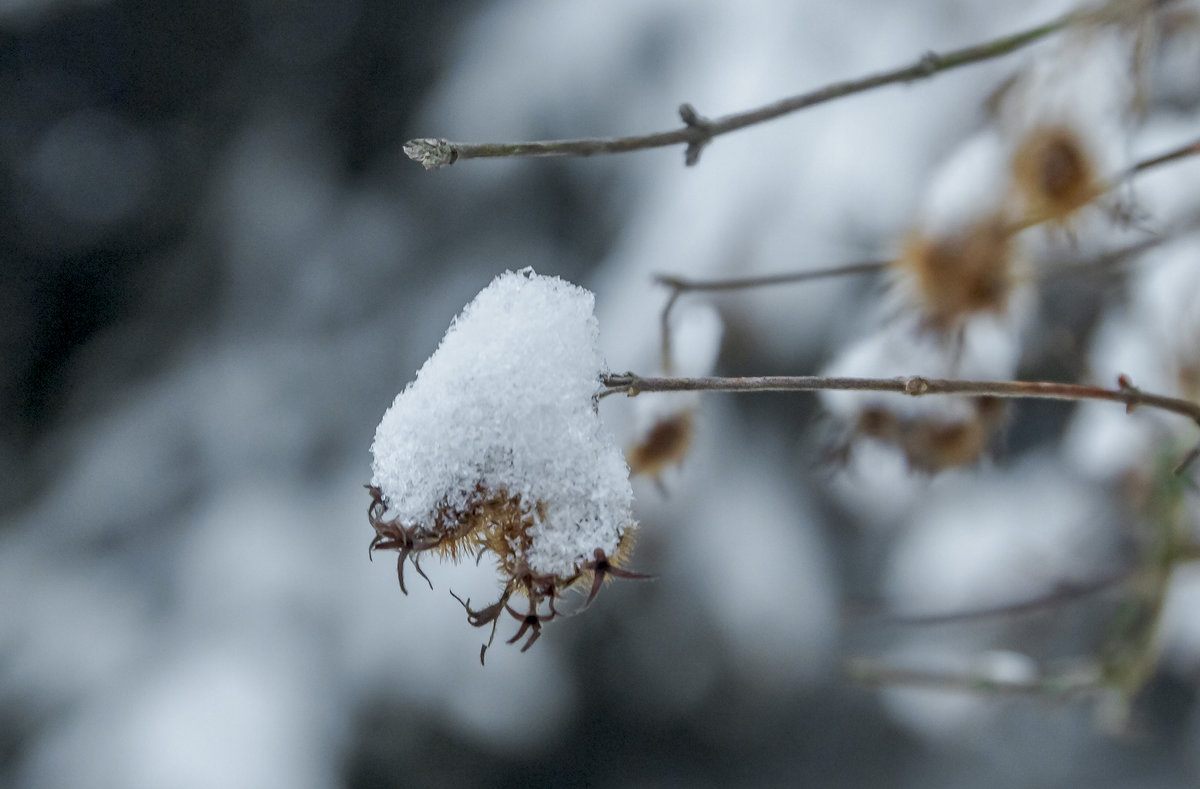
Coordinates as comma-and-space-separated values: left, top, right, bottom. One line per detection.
367, 269, 647, 657
888, 131, 1025, 333
1011, 124, 1102, 226
896, 216, 1018, 332
997, 27, 1136, 227
627, 301, 722, 483
856, 396, 1007, 472
628, 410, 695, 480
822, 314, 1019, 473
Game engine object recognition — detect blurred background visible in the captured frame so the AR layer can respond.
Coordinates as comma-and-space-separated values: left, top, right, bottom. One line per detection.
3, 0, 1200, 786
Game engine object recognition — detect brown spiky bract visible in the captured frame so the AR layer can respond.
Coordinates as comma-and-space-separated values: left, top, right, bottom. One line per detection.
366, 484, 648, 659
897, 216, 1016, 331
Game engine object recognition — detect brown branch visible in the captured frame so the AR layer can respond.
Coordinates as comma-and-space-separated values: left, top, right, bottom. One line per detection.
600, 373, 1200, 428
404, 10, 1079, 170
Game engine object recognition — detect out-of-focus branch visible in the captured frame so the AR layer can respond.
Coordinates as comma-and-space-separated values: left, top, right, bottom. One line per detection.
852, 565, 1140, 627
844, 657, 1102, 701
654, 134, 1200, 300
655, 260, 890, 370
404, 9, 1080, 170
1129, 137, 1200, 175
651, 134, 1200, 367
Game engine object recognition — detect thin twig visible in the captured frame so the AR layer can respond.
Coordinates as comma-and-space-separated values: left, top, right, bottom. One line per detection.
404, 9, 1079, 170
655, 260, 890, 369
864, 565, 1139, 627
845, 657, 1102, 701
601, 373, 1200, 427
1129, 138, 1200, 175
655, 260, 891, 295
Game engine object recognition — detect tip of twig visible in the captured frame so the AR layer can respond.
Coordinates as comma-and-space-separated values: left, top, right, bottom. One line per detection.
403, 138, 458, 170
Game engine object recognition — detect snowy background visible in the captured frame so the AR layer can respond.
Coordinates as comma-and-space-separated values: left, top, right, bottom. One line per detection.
3, 0, 1200, 786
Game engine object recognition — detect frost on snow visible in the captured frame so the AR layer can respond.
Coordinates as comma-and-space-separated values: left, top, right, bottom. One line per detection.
368, 268, 641, 654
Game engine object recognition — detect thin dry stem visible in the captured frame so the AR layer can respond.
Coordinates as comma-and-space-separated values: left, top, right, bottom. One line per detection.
855, 565, 1139, 627
845, 657, 1102, 701
404, 9, 1079, 169
601, 373, 1200, 429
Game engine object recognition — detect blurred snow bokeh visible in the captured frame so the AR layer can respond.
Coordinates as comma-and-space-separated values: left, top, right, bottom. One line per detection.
4, 0, 1200, 787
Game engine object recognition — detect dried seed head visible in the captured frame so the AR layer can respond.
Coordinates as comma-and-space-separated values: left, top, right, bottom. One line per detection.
896, 216, 1017, 331
854, 397, 1008, 472
628, 410, 695, 479
1011, 124, 1101, 225
995, 27, 1136, 228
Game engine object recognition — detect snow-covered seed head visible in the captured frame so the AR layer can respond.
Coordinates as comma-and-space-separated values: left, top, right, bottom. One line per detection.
1011, 124, 1102, 225
368, 269, 644, 654
896, 216, 1017, 331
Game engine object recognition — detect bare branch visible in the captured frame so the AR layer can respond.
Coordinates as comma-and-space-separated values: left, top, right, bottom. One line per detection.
867, 565, 1139, 627
600, 373, 1200, 428
405, 10, 1079, 169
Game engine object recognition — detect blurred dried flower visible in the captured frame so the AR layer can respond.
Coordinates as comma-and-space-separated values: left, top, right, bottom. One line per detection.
897, 216, 1018, 331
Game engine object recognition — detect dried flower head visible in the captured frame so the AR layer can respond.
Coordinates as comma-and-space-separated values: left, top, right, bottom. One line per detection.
896, 215, 1018, 332
628, 410, 695, 479
1011, 124, 1102, 225
627, 302, 722, 482
856, 396, 1007, 472
887, 130, 1026, 333
997, 28, 1136, 227
822, 312, 1020, 473
368, 269, 647, 657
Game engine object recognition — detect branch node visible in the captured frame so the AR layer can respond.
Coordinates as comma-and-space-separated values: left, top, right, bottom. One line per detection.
403, 138, 459, 170
1116, 373, 1142, 413
915, 51, 941, 77
904, 376, 931, 396
678, 103, 713, 167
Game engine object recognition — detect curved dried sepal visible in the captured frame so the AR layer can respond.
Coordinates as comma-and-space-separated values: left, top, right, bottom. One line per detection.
451, 586, 516, 665
367, 485, 440, 594
504, 602, 556, 653
450, 587, 512, 629
579, 547, 654, 609
407, 551, 434, 594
